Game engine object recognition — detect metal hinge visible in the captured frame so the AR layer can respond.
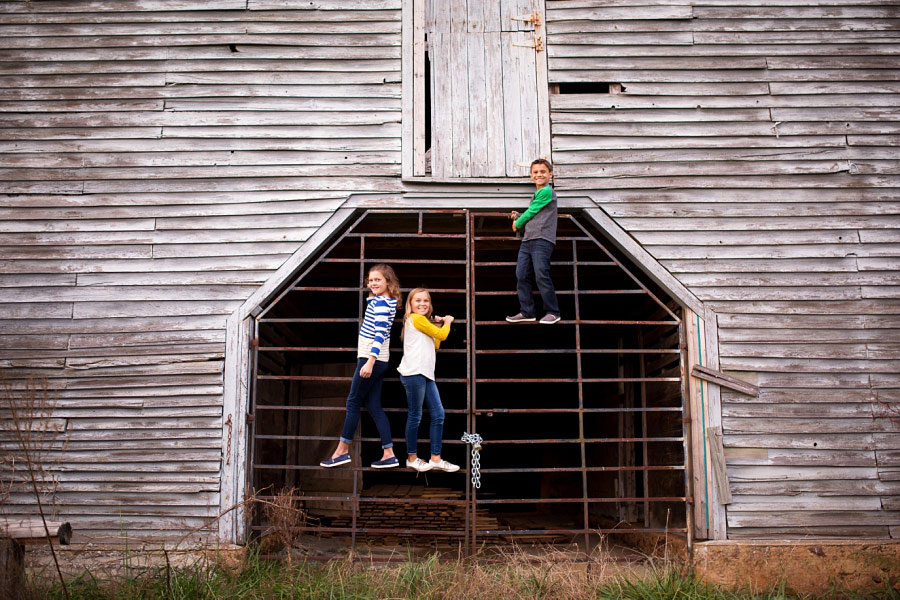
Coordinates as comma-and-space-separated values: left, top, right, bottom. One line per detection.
511, 12, 542, 26
246, 412, 255, 423
513, 36, 544, 52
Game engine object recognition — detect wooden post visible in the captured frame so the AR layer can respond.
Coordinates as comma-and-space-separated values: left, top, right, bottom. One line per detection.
1, 520, 72, 600
1, 538, 24, 600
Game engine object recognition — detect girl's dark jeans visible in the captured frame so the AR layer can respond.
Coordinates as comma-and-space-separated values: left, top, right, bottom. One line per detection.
339, 358, 393, 449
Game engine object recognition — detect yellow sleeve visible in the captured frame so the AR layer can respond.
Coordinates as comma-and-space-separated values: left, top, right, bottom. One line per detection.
410, 314, 450, 349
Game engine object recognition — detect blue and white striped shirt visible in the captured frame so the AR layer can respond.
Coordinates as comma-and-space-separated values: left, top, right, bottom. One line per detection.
357, 295, 397, 362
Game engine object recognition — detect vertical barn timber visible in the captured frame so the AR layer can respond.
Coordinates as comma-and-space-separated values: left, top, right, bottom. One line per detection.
0, 0, 898, 548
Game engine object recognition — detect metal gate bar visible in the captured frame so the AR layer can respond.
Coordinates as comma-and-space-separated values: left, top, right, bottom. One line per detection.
248, 209, 690, 555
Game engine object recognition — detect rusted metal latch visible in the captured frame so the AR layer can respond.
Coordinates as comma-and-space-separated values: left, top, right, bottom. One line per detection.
511, 12, 542, 26
513, 36, 544, 52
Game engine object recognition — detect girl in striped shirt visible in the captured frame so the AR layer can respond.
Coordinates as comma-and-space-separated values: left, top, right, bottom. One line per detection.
321, 264, 401, 469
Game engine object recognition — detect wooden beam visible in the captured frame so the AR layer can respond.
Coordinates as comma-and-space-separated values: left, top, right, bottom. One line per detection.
0, 520, 72, 545
707, 426, 733, 505
692, 365, 760, 398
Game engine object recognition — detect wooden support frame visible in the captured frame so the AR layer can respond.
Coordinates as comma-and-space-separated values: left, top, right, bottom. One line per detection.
685, 309, 728, 540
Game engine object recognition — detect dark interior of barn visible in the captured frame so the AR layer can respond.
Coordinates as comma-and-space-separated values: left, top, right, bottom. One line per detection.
249, 210, 687, 553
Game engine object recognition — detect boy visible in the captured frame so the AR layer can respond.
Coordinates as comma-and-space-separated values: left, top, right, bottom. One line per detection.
506, 159, 560, 325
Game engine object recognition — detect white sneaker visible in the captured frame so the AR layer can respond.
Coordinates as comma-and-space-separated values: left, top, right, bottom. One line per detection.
406, 458, 433, 472
429, 459, 460, 472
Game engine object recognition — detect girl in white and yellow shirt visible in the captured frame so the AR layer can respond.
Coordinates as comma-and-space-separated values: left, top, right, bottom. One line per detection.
397, 288, 460, 473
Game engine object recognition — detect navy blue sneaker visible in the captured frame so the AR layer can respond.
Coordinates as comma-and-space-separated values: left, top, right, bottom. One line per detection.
320, 453, 351, 468
371, 456, 399, 469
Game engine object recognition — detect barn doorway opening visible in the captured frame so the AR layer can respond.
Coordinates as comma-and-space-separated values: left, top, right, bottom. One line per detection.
248, 209, 688, 555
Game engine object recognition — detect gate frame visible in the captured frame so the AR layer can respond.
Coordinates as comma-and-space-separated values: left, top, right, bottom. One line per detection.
218, 194, 727, 545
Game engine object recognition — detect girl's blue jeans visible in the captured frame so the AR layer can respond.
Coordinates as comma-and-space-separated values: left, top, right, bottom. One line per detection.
339, 358, 393, 449
400, 374, 445, 457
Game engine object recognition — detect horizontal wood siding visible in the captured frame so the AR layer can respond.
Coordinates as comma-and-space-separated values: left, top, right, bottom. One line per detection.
547, 0, 900, 538
0, 0, 402, 543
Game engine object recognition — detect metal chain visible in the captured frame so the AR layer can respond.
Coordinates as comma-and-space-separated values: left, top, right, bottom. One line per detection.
461, 432, 483, 489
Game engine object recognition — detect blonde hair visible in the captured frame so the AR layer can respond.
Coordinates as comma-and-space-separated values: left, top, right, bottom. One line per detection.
367, 263, 402, 302
402, 288, 432, 339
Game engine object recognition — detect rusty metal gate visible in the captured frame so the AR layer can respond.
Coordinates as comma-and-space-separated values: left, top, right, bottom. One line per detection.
249, 209, 690, 555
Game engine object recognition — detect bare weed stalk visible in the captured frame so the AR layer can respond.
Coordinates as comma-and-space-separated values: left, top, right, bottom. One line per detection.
1, 376, 69, 600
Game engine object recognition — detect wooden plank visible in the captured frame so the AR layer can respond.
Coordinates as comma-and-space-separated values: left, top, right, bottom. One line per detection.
0, 83, 401, 101
430, 31, 451, 178
484, 32, 506, 176
552, 107, 772, 123
727, 465, 881, 482
708, 426, 732, 505
0, 9, 397, 23
73, 300, 240, 319
727, 511, 900, 528
559, 160, 852, 178
695, 5, 900, 19
0, 0, 247, 11
552, 135, 850, 152
728, 526, 890, 539
548, 6, 693, 21
729, 478, 900, 496
249, 0, 399, 9
691, 365, 759, 396
410, 0, 425, 176
518, 27, 540, 167
0, 520, 71, 545
724, 447, 877, 467
548, 42, 900, 59
686, 309, 708, 539
551, 92, 900, 110
468, 32, 489, 177
502, 31, 525, 175
771, 81, 900, 95
534, 0, 552, 162
720, 343, 871, 361
724, 417, 893, 435
547, 31, 693, 45
728, 494, 882, 512
725, 433, 876, 451
549, 56, 768, 71
449, 33, 471, 177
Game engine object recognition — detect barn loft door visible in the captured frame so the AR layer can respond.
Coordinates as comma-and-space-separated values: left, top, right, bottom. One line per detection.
416, 0, 551, 178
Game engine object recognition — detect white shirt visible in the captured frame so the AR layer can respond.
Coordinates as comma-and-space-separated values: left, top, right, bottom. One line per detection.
397, 314, 450, 380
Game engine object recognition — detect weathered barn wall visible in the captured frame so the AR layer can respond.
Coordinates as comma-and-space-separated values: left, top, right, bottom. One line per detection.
1, 0, 899, 544
546, 0, 900, 538
0, 0, 403, 542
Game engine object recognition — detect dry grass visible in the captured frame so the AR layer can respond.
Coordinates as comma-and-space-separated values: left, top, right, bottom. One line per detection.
28, 545, 897, 600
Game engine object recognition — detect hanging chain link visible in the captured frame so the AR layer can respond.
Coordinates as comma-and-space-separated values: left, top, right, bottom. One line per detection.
461, 432, 483, 489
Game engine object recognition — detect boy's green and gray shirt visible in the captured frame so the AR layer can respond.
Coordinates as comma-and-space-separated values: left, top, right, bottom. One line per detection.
515, 186, 558, 244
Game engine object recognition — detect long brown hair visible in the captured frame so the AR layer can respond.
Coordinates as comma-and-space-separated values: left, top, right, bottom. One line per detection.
367, 263, 402, 302
402, 288, 432, 339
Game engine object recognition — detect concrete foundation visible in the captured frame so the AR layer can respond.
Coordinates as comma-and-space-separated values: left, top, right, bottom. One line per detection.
693, 540, 900, 596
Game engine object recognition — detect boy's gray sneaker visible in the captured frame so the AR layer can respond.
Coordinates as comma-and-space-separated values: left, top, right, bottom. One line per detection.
506, 313, 536, 323
539, 313, 561, 324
